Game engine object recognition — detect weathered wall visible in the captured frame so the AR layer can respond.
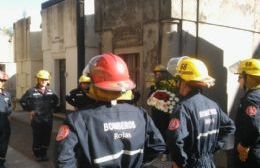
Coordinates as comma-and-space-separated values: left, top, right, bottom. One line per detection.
14, 18, 42, 101
95, 0, 163, 104
42, 0, 77, 110
41, 0, 99, 110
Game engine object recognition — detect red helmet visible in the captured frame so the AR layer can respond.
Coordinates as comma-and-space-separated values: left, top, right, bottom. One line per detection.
0, 71, 8, 81
83, 53, 136, 91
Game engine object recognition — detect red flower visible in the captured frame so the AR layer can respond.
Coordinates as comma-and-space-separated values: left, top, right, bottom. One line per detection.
153, 92, 170, 101
147, 90, 179, 113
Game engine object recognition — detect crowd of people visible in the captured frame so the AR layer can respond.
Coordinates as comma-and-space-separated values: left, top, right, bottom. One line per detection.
0, 53, 259, 168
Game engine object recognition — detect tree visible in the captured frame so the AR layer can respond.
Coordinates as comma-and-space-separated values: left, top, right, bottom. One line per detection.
0, 27, 14, 42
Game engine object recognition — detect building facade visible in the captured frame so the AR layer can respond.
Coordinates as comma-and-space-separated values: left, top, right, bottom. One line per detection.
12, 0, 260, 166
41, 0, 99, 111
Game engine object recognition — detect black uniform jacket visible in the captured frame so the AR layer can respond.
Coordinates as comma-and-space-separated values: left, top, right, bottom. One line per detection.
20, 87, 59, 120
65, 87, 95, 109
56, 102, 166, 168
167, 91, 235, 168
235, 88, 260, 164
0, 91, 12, 116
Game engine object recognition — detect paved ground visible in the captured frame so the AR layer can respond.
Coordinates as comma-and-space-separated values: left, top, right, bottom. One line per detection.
7, 111, 61, 168
6, 111, 172, 168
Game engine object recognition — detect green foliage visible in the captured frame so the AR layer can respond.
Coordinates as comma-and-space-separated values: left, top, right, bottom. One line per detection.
0, 27, 14, 38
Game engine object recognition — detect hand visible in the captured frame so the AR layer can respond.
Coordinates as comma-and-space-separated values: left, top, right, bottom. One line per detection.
172, 162, 181, 168
29, 111, 36, 120
237, 143, 250, 162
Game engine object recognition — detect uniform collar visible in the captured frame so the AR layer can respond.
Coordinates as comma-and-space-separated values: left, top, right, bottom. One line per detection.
180, 89, 200, 101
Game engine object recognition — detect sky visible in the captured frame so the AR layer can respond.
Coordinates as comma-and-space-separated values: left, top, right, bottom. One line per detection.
0, 0, 94, 31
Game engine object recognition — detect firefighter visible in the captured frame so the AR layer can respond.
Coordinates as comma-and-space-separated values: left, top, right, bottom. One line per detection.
166, 57, 235, 168
65, 75, 95, 110
150, 64, 176, 94
65, 75, 95, 167
56, 53, 166, 168
230, 58, 260, 168
0, 71, 12, 168
20, 69, 59, 161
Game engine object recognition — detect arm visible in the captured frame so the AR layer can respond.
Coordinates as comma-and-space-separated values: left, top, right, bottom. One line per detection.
216, 108, 236, 151
236, 100, 259, 162
52, 93, 59, 109
143, 109, 167, 163
56, 119, 79, 168
166, 105, 189, 168
65, 90, 77, 107
6, 92, 12, 116
239, 104, 259, 147
20, 90, 32, 111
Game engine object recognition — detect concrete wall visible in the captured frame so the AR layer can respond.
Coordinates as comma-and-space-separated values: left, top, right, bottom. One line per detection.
14, 17, 43, 101
42, 0, 78, 110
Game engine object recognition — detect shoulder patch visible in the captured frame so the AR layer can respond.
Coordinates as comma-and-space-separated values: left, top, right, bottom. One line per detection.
56, 125, 70, 141
245, 105, 257, 116
168, 118, 180, 131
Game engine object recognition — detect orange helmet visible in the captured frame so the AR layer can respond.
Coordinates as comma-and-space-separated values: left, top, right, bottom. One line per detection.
0, 71, 8, 81
83, 53, 136, 91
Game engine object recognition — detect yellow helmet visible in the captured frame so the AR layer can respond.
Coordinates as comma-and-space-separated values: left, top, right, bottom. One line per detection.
229, 58, 260, 76
79, 75, 91, 83
117, 90, 134, 100
176, 58, 215, 87
153, 64, 167, 72
36, 70, 50, 80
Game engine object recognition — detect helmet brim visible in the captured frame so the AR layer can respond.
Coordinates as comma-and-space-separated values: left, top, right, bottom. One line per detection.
229, 61, 241, 74
196, 75, 215, 88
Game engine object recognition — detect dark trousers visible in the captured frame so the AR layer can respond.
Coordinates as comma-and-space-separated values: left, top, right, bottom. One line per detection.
151, 108, 170, 141
151, 108, 170, 154
31, 119, 53, 158
0, 117, 10, 165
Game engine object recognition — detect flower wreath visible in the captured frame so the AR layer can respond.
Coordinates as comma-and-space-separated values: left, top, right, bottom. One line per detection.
147, 89, 179, 114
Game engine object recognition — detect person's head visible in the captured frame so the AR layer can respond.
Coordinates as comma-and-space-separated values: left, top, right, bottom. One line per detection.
83, 53, 136, 102
153, 64, 167, 82
36, 70, 50, 88
229, 58, 260, 90
0, 71, 8, 90
78, 75, 91, 90
174, 57, 215, 96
